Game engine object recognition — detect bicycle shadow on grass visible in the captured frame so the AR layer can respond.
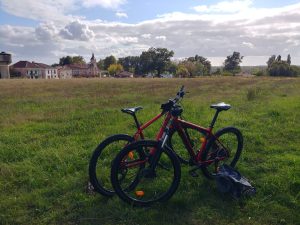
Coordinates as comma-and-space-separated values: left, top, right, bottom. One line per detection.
78, 177, 250, 225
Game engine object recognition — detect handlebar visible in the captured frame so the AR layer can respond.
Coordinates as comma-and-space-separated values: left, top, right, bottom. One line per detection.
161, 86, 186, 113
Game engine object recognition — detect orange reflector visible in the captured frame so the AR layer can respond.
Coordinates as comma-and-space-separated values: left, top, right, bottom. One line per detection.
135, 190, 144, 197
200, 137, 206, 143
128, 151, 134, 159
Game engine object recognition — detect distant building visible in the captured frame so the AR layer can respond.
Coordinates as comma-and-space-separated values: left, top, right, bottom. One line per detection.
115, 71, 134, 78
62, 53, 100, 78
11, 53, 100, 79
11, 61, 58, 79
56, 66, 72, 79
160, 73, 173, 78
0, 51, 12, 79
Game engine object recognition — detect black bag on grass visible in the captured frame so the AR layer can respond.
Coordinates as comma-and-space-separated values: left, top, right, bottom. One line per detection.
215, 164, 256, 198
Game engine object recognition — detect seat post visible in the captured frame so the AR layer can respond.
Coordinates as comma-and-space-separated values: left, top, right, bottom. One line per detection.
132, 114, 140, 129
210, 110, 220, 128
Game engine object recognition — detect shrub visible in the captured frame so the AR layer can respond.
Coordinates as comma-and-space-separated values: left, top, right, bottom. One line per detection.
268, 61, 299, 77
252, 68, 266, 76
222, 71, 234, 76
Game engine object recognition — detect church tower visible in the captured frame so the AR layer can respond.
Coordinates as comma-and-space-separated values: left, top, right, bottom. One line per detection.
89, 53, 99, 76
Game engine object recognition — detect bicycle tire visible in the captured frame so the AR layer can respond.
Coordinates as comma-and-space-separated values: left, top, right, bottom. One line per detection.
201, 126, 243, 179
89, 134, 134, 196
111, 140, 181, 206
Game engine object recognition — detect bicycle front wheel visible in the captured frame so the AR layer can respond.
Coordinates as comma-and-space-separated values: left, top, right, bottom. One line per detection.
201, 127, 243, 179
111, 140, 181, 206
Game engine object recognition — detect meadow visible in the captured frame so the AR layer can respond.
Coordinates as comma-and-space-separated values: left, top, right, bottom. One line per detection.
0, 77, 299, 225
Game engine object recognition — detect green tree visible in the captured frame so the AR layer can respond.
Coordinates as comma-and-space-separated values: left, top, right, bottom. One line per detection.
97, 59, 104, 70
181, 61, 195, 77
59, 55, 85, 66
166, 61, 178, 75
290, 65, 300, 76
224, 51, 243, 74
187, 55, 211, 75
72, 56, 85, 65
267, 55, 276, 69
179, 58, 209, 77
276, 55, 282, 62
104, 55, 117, 70
59, 56, 73, 66
118, 56, 141, 74
176, 64, 190, 77
287, 54, 291, 65
140, 47, 174, 77
268, 61, 292, 77
108, 64, 123, 76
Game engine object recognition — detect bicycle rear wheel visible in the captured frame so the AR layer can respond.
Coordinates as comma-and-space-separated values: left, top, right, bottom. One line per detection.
89, 134, 134, 196
201, 127, 243, 179
111, 140, 181, 206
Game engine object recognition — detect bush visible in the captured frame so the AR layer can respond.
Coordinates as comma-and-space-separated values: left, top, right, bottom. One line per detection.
290, 65, 300, 76
222, 71, 234, 76
268, 61, 298, 77
252, 68, 266, 76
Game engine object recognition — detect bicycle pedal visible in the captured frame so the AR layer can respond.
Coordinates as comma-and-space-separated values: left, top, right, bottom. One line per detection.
189, 170, 199, 177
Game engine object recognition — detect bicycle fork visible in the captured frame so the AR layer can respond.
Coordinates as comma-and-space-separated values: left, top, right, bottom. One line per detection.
143, 118, 173, 178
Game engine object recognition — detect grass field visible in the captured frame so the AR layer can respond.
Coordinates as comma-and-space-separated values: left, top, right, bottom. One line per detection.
0, 77, 299, 225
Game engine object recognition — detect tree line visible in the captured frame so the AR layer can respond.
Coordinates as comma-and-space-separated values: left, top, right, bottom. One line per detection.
265, 54, 300, 77
55, 48, 299, 77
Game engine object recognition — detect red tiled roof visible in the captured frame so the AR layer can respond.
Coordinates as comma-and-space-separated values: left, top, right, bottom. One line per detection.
67, 64, 89, 69
12, 61, 53, 69
35, 62, 52, 69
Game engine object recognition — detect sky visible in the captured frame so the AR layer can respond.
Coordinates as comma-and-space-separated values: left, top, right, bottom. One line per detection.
1, 0, 300, 66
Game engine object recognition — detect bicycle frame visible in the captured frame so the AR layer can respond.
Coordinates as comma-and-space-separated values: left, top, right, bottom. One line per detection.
146, 112, 226, 167
172, 117, 212, 162
132, 112, 164, 140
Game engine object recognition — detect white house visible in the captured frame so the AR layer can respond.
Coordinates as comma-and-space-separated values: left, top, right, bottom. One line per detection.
11, 61, 58, 79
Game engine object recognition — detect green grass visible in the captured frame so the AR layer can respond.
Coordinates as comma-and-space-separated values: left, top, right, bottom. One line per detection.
0, 77, 299, 225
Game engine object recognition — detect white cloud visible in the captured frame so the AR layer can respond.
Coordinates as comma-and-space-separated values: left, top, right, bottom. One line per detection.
193, 0, 253, 14
0, 0, 77, 22
59, 20, 95, 41
35, 22, 58, 41
115, 12, 128, 18
141, 34, 151, 39
0, 0, 128, 22
82, 0, 127, 9
155, 36, 166, 41
1, 1, 300, 65
242, 41, 254, 49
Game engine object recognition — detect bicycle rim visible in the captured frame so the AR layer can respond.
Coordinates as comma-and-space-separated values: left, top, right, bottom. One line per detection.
111, 140, 181, 206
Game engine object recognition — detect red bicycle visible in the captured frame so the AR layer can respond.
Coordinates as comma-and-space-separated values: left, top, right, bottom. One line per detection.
111, 86, 243, 206
89, 93, 192, 196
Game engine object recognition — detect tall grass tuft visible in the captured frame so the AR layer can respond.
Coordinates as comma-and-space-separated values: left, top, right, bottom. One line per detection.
246, 87, 262, 101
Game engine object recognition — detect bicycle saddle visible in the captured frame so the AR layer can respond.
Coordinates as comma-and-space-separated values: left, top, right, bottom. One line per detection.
210, 102, 231, 111
121, 106, 143, 115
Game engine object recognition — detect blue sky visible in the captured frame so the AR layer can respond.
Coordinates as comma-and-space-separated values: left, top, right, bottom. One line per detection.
1, 0, 300, 65
1, 0, 300, 25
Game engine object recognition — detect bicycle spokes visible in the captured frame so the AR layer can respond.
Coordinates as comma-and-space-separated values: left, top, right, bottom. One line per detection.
115, 147, 178, 202
206, 132, 239, 174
